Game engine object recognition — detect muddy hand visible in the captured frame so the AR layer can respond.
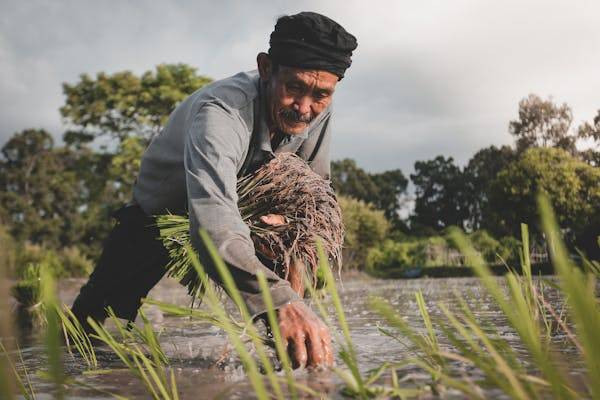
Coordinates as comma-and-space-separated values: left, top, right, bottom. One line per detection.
277, 301, 334, 369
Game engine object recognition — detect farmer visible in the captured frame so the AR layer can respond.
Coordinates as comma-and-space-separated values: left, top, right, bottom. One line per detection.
71, 11, 357, 369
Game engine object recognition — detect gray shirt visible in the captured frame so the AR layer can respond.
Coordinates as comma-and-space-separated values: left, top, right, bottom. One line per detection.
133, 70, 332, 315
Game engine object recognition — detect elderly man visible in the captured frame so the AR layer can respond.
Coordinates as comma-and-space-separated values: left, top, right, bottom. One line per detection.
71, 11, 357, 369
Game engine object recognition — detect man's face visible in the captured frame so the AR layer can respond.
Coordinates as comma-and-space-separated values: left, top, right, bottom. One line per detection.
263, 64, 338, 136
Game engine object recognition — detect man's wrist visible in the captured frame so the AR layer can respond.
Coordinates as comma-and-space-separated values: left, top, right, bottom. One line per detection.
245, 284, 301, 318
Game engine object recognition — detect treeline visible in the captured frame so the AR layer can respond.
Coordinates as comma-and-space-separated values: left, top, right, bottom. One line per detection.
333, 94, 600, 271
0, 64, 212, 278
0, 64, 599, 279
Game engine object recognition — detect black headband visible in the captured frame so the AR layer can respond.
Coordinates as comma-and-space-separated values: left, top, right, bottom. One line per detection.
268, 12, 358, 79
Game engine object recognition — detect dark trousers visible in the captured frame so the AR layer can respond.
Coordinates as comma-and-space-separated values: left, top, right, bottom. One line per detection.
71, 205, 170, 330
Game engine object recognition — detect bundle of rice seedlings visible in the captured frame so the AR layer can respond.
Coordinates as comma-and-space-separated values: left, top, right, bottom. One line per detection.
157, 152, 344, 299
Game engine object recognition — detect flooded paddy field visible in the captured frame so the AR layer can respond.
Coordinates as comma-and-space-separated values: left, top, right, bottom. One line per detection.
8, 275, 584, 399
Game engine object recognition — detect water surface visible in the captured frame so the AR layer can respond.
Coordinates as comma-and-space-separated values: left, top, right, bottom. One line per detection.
8, 275, 581, 399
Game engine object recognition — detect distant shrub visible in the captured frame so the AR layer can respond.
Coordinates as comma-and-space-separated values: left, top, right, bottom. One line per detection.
339, 196, 389, 269
59, 246, 93, 277
498, 236, 522, 264
410, 236, 452, 266
365, 229, 523, 273
15, 243, 92, 279
366, 240, 416, 272
468, 230, 504, 263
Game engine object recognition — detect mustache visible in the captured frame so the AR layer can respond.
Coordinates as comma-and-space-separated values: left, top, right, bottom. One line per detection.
279, 108, 314, 124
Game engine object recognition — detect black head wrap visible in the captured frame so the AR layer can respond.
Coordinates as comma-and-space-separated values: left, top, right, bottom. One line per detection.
268, 12, 358, 80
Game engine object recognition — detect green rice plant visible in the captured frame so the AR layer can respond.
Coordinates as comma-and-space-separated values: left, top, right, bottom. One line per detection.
303, 242, 428, 399
86, 308, 178, 400
180, 241, 270, 399
11, 263, 41, 308
151, 231, 327, 399
39, 267, 66, 399
142, 298, 248, 337
538, 194, 600, 399
191, 231, 282, 399
10, 262, 47, 329
0, 245, 17, 400
314, 241, 366, 398
369, 297, 481, 397
0, 339, 37, 400
55, 305, 98, 369
449, 229, 574, 398
4, 264, 120, 399
256, 270, 298, 400
0, 324, 36, 400
367, 195, 599, 399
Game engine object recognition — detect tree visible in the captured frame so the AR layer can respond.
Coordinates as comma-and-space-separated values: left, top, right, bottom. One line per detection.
331, 159, 378, 201
410, 156, 468, 232
577, 109, 600, 167
60, 63, 212, 142
463, 145, 516, 230
331, 159, 408, 228
370, 169, 409, 226
57, 64, 213, 257
105, 136, 146, 205
488, 147, 600, 259
509, 94, 576, 153
0, 129, 81, 248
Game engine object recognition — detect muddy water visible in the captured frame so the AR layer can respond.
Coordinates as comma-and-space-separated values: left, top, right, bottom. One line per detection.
9, 275, 581, 399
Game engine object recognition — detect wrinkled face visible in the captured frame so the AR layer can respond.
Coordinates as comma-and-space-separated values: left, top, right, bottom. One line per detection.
259, 57, 338, 136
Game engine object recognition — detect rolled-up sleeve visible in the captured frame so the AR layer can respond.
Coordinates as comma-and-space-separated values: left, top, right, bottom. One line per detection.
184, 102, 300, 316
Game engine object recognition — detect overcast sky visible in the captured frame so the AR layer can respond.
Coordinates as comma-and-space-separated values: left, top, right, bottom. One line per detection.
1, 0, 599, 173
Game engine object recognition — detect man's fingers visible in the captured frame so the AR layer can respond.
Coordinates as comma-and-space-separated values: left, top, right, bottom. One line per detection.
277, 302, 334, 369
306, 328, 325, 366
260, 214, 286, 226
322, 335, 334, 366
288, 333, 308, 369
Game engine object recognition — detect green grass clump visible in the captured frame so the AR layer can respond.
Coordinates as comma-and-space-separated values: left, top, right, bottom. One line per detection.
369, 193, 600, 399
86, 308, 178, 400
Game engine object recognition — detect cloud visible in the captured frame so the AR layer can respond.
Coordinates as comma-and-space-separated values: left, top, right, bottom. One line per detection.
1, 0, 599, 174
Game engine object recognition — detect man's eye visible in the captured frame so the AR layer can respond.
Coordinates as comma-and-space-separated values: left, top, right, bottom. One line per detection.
314, 91, 330, 100
287, 84, 302, 93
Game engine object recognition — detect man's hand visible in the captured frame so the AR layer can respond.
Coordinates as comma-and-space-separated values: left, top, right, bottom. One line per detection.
277, 301, 334, 369
260, 214, 286, 226
260, 213, 333, 368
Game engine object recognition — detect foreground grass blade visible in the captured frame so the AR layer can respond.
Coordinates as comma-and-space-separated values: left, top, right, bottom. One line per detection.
184, 241, 270, 400
39, 268, 65, 399
257, 270, 298, 400
0, 340, 36, 400
449, 227, 574, 399
415, 291, 439, 354
56, 305, 97, 369
142, 298, 246, 335
314, 240, 366, 398
86, 308, 179, 400
0, 253, 16, 400
198, 230, 284, 399
538, 194, 600, 399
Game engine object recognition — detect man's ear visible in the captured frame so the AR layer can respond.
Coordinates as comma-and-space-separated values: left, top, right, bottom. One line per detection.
257, 52, 273, 80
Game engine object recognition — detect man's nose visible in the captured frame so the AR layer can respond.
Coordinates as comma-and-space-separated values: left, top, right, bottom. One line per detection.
293, 96, 312, 116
